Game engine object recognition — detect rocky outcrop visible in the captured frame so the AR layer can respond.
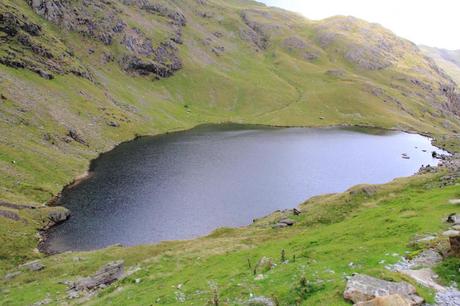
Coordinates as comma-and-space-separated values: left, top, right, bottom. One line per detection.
240, 10, 269, 51
66, 260, 124, 298
0, 209, 21, 221
46, 207, 70, 228
121, 37, 182, 78
447, 213, 460, 225
20, 259, 45, 271
122, 28, 154, 56
0, 3, 89, 79
441, 83, 460, 116
67, 128, 87, 145
443, 229, 460, 256
343, 274, 424, 305
273, 218, 295, 228
140, 2, 186, 26
28, 0, 125, 45
26, 0, 185, 79
246, 296, 276, 306
283, 36, 320, 61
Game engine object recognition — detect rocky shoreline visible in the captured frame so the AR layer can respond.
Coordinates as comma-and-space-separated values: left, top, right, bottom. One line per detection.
33, 124, 456, 256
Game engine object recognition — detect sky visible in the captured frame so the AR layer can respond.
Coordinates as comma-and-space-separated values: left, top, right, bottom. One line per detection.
258, 0, 460, 50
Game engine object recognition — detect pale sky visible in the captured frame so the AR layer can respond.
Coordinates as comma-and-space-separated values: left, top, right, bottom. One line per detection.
258, 0, 460, 50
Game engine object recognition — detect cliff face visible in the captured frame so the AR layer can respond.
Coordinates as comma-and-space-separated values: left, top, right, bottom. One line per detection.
0, 0, 459, 206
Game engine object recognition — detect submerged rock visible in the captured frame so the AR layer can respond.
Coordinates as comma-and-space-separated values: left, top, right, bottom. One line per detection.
343, 274, 423, 305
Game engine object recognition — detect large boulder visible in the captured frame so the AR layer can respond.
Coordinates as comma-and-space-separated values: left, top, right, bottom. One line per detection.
47, 207, 70, 226
343, 274, 423, 305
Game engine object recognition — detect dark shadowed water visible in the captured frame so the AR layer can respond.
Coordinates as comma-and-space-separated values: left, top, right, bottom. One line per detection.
46, 125, 445, 253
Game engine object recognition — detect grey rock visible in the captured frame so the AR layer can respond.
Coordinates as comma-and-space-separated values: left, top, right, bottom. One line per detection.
326, 69, 346, 77
67, 289, 80, 299
141, 3, 186, 26
107, 121, 120, 128
67, 128, 86, 145
70, 260, 124, 291
257, 256, 274, 272
240, 11, 269, 50
4, 271, 21, 281
0, 209, 21, 221
279, 218, 295, 226
408, 249, 443, 268
246, 296, 276, 306
272, 222, 288, 229
47, 208, 70, 226
443, 230, 460, 237
122, 28, 154, 56
436, 287, 460, 306
20, 260, 45, 272
447, 213, 460, 225
414, 235, 437, 243
211, 46, 225, 56
38, 70, 53, 80
350, 185, 377, 197
31, 298, 52, 306
343, 274, 424, 305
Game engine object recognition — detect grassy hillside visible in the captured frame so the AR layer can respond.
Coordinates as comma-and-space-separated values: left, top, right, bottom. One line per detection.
420, 45, 460, 85
1, 167, 459, 305
1, 0, 459, 206
1, 1, 460, 305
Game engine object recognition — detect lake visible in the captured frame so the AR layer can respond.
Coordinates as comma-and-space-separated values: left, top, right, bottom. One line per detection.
44, 125, 445, 253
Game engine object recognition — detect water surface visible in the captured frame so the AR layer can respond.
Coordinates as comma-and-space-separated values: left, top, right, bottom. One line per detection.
46, 125, 445, 252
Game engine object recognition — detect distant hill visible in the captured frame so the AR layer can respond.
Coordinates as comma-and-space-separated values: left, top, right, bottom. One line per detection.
420, 45, 460, 85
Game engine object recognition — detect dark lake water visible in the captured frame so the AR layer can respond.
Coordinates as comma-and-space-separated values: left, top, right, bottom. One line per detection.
46, 125, 445, 253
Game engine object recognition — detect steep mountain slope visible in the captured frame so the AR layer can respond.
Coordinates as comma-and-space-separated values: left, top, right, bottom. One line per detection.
1, 0, 459, 206
1, 1, 460, 305
420, 45, 460, 85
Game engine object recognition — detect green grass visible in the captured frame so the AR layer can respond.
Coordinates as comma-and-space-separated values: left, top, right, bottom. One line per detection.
1, 1, 460, 304
434, 257, 460, 288
1, 173, 458, 305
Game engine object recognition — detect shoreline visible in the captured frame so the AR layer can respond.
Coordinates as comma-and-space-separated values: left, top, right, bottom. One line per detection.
37, 122, 451, 255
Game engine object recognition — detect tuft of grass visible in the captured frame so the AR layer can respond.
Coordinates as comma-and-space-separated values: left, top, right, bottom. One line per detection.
434, 257, 460, 288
